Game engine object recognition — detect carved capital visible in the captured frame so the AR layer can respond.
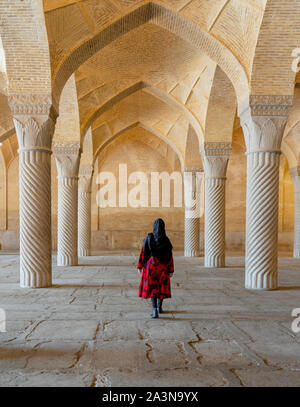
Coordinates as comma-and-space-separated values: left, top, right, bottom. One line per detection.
79, 164, 94, 177
79, 164, 94, 193
54, 144, 81, 178
202, 142, 232, 157
240, 109, 287, 153
183, 170, 203, 219
8, 93, 57, 118
183, 166, 203, 173
183, 169, 203, 191
53, 142, 81, 154
203, 156, 229, 178
79, 175, 93, 193
14, 115, 56, 152
201, 142, 231, 178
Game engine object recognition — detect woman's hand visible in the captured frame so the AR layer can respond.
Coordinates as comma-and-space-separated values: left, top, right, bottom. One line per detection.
138, 268, 142, 275
169, 273, 174, 278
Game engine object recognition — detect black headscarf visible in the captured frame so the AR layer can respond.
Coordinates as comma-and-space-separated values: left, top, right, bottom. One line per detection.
142, 218, 173, 265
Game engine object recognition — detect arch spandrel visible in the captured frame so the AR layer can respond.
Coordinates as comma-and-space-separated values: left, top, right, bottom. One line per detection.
52, 74, 81, 147
1, 0, 52, 96
205, 65, 236, 143
283, 87, 300, 170
184, 125, 202, 170
250, 0, 299, 97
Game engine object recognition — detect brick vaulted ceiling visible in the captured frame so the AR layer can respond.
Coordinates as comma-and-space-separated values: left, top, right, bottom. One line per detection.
44, 0, 264, 84
74, 23, 216, 145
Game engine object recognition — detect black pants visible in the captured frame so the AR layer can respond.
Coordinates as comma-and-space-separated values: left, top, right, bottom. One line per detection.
151, 297, 163, 309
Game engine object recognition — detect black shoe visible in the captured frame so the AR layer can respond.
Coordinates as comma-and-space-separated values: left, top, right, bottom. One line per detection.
150, 308, 158, 318
157, 299, 163, 314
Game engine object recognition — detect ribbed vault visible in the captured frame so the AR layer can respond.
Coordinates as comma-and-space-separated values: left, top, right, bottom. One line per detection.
45, 2, 250, 111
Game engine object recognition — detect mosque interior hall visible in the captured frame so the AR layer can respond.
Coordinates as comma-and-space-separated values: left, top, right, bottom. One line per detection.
0, 0, 300, 387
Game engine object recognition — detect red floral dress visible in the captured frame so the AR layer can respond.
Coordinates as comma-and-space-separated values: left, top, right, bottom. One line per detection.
137, 248, 174, 299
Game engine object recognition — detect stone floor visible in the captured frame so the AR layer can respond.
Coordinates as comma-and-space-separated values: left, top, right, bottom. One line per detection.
0, 253, 300, 387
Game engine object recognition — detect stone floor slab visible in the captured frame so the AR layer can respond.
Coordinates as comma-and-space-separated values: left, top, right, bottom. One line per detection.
0, 254, 299, 386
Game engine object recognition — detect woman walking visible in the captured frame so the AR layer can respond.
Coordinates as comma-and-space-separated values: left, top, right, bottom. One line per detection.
137, 218, 174, 318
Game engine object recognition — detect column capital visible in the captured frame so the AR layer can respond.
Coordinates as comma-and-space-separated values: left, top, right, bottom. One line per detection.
54, 143, 81, 178
201, 142, 231, 178
239, 97, 292, 153
79, 164, 94, 177
183, 169, 203, 189
10, 94, 57, 152
79, 165, 94, 193
203, 156, 230, 178
79, 176, 93, 194
13, 116, 56, 152
183, 166, 203, 174
202, 141, 232, 157
8, 93, 58, 118
184, 170, 203, 220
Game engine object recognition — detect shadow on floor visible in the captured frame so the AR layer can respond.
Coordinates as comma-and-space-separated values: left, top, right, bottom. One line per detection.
52, 284, 124, 289
277, 286, 300, 291
224, 265, 245, 269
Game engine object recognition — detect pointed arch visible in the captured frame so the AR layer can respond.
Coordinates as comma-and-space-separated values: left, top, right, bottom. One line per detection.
81, 81, 203, 146
93, 121, 184, 169
53, 3, 248, 113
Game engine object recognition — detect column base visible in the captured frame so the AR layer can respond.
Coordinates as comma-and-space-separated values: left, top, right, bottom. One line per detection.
184, 250, 199, 257
57, 254, 78, 266
20, 282, 52, 289
245, 272, 278, 290
293, 250, 300, 258
245, 285, 277, 291
78, 248, 90, 257
205, 256, 225, 268
20, 270, 52, 288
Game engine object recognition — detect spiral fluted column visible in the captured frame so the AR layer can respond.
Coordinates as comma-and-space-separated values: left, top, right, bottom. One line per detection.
184, 169, 203, 257
78, 166, 93, 256
241, 104, 289, 290
54, 145, 81, 266
290, 168, 300, 258
12, 101, 57, 288
202, 143, 231, 268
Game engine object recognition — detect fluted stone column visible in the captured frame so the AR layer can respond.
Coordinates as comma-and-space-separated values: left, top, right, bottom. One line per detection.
78, 166, 93, 256
184, 168, 203, 257
290, 167, 300, 258
202, 142, 231, 267
240, 99, 290, 290
54, 145, 81, 266
11, 97, 57, 288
